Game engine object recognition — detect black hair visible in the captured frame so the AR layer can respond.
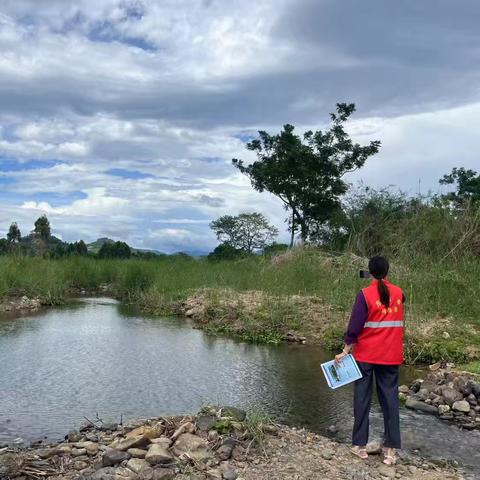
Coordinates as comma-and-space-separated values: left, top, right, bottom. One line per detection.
368, 255, 390, 308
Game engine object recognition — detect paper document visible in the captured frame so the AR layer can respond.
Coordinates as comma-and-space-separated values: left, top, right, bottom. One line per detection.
321, 354, 362, 389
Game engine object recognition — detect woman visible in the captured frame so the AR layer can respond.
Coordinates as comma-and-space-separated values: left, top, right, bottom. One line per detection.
335, 256, 405, 466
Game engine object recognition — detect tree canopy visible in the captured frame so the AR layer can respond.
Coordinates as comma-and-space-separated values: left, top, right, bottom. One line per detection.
210, 212, 278, 253
34, 215, 51, 240
232, 103, 381, 244
7, 222, 21, 243
440, 167, 480, 207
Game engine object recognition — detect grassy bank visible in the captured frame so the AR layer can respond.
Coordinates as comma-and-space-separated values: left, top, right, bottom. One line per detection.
0, 249, 479, 367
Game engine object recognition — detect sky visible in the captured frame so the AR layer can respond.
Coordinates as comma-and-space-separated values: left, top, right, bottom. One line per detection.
0, 0, 479, 253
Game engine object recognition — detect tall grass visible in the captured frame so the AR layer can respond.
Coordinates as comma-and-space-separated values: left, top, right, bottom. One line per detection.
1, 250, 479, 365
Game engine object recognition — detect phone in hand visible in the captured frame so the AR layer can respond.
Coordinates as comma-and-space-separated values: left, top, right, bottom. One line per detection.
359, 270, 370, 279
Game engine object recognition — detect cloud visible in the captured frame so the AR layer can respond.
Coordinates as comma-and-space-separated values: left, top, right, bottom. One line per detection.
0, 0, 479, 252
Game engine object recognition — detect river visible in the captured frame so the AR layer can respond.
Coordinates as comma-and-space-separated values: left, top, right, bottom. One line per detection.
0, 297, 479, 474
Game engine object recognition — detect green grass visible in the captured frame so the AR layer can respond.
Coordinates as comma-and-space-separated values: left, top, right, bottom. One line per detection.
0, 249, 479, 365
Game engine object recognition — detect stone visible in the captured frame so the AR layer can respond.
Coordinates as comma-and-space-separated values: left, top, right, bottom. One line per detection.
68, 430, 83, 442
219, 407, 246, 422
231, 445, 246, 461
326, 425, 339, 435
73, 448, 88, 457
208, 430, 219, 442
429, 362, 441, 371
35, 447, 59, 459
398, 385, 409, 394
467, 393, 477, 405
320, 449, 334, 460
92, 466, 138, 480
127, 448, 147, 458
438, 405, 451, 415
197, 415, 217, 432
206, 469, 222, 480
85, 441, 99, 456
173, 433, 212, 462
366, 441, 383, 454
472, 383, 480, 398
377, 464, 396, 478
150, 438, 171, 449
74, 460, 90, 470
171, 421, 196, 441
102, 448, 130, 467
109, 435, 149, 451
127, 423, 164, 440
441, 387, 463, 406
222, 468, 238, 480
101, 422, 119, 432
126, 458, 153, 475
217, 439, 235, 461
145, 444, 173, 465
405, 398, 438, 415
452, 400, 470, 413
152, 469, 176, 480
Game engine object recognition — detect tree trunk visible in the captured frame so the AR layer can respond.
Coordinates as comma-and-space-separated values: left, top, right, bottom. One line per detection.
289, 213, 295, 248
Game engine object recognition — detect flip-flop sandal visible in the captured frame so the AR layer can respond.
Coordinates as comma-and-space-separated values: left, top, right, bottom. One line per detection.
350, 446, 368, 460
383, 454, 396, 466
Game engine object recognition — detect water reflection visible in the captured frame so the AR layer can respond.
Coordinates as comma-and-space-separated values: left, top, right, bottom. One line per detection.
0, 298, 478, 475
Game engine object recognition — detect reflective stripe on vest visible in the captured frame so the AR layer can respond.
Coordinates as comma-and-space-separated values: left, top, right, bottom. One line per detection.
364, 320, 404, 328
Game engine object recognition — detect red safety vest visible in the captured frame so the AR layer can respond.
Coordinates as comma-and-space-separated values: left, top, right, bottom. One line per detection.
353, 279, 404, 365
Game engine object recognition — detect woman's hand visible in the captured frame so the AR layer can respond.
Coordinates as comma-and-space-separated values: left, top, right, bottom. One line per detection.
335, 345, 352, 364
335, 351, 348, 364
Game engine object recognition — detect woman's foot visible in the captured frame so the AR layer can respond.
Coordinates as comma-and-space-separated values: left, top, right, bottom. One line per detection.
350, 445, 368, 459
383, 448, 396, 465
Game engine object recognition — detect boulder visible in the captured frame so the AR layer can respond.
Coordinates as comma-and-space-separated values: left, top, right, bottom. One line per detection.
405, 398, 438, 415
127, 448, 147, 458
68, 430, 83, 442
145, 444, 173, 465
109, 435, 149, 451
222, 468, 238, 480
171, 421, 196, 441
92, 467, 138, 480
219, 407, 246, 422
173, 433, 212, 462
441, 387, 463, 406
127, 422, 164, 440
102, 448, 130, 467
150, 438, 172, 449
398, 385, 409, 394
197, 415, 217, 432
452, 400, 470, 413
438, 405, 451, 415
126, 458, 153, 476
366, 441, 382, 454
152, 469, 176, 480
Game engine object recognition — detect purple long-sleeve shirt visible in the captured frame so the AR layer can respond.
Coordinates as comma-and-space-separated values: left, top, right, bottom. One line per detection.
344, 291, 406, 345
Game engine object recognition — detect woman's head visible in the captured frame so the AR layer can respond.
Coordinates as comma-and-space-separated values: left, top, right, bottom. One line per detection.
368, 255, 389, 280
368, 256, 390, 307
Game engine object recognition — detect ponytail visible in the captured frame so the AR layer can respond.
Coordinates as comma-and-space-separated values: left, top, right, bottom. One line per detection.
368, 255, 390, 307
378, 278, 390, 308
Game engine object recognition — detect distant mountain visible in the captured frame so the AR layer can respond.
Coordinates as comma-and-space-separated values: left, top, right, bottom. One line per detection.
86, 237, 114, 254
87, 238, 166, 256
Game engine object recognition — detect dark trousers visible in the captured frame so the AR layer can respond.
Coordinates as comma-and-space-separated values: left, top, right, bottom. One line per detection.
352, 362, 401, 449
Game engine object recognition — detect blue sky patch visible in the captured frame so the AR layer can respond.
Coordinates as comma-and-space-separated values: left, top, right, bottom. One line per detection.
0, 158, 62, 172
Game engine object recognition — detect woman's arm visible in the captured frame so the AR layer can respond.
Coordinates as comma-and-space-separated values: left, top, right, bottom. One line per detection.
335, 291, 368, 363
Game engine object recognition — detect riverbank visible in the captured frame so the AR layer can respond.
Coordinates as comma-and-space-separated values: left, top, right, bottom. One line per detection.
402, 367, 480, 430
0, 250, 479, 370
0, 407, 465, 480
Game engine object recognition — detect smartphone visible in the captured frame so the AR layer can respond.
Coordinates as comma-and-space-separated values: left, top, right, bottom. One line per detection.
359, 270, 370, 279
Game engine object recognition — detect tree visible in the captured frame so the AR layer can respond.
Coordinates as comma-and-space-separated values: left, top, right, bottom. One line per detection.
0, 238, 8, 255
210, 212, 278, 253
440, 167, 480, 207
7, 222, 21, 243
208, 243, 246, 261
232, 103, 381, 245
98, 241, 131, 259
262, 242, 289, 256
34, 215, 51, 240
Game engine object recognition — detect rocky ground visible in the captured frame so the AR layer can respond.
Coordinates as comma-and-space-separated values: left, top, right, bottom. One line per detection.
0, 407, 465, 480
402, 365, 480, 430
0, 295, 42, 314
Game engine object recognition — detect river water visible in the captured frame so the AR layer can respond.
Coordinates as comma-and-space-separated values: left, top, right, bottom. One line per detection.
0, 298, 479, 474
